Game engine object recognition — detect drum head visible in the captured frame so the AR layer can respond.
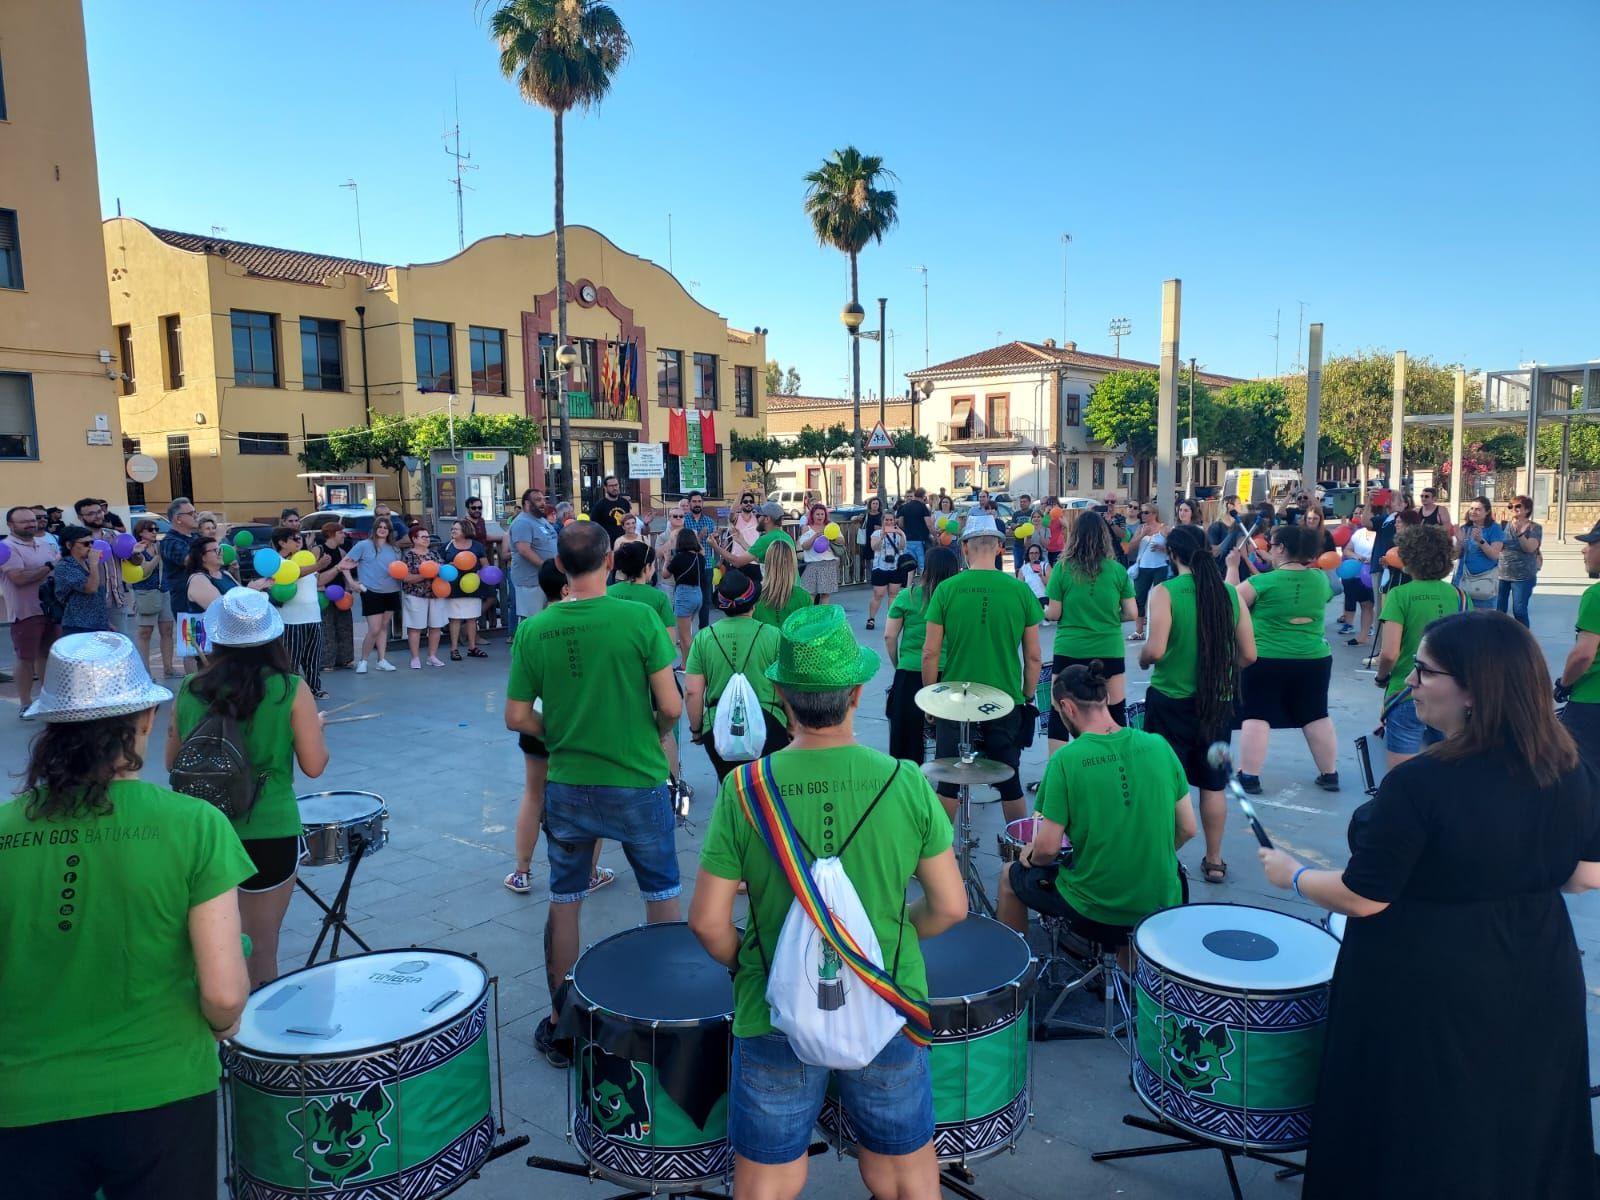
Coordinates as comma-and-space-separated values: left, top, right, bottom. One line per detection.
1135, 903, 1336, 993
298, 790, 384, 826
922, 916, 1033, 1000
235, 950, 487, 1056
571, 923, 732, 1023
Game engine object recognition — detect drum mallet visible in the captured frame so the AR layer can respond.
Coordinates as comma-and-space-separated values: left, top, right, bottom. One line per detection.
1207, 742, 1274, 849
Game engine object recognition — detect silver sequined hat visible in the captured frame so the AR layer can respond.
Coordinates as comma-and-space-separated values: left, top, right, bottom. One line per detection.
25, 632, 173, 723
203, 587, 284, 648
960, 512, 1004, 541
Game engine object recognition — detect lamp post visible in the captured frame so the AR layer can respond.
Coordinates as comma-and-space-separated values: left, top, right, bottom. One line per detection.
842, 301, 865, 503
855, 299, 890, 502
555, 341, 579, 504
916, 378, 934, 490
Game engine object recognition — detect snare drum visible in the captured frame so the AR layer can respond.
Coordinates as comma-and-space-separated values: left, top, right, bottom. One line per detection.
820, 916, 1037, 1165
222, 950, 492, 1199
1131, 903, 1338, 1151
996, 817, 1071, 864
1323, 912, 1347, 942
564, 923, 734, 1189
298, 790, 388, 867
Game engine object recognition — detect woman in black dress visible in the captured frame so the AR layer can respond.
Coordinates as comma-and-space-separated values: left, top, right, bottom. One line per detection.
1258, 609, 1600, 1198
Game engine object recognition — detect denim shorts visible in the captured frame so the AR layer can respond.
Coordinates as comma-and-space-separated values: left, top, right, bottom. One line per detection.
729, 1032, 934, 1164
542, 781, 681, 904
672, 584, 701, 617
905, 540, 926, 570
1382, 696, 1444, 755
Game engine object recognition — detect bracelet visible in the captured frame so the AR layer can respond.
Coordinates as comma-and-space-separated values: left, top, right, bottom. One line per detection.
1291, 865, 1312, 900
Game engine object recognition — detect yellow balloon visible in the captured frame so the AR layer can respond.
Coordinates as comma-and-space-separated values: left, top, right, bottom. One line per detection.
713, 566, 724, 586
120, 561, 144, 584
273, 560, 299, 585
291, 549, 316, 568
576, 513, 591, 522
1015, 522, 1036, 538
460, 572, 480, 594
823, 522, 841, 541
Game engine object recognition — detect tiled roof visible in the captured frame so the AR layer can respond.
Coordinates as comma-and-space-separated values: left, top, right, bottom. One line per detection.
767, 394, 915, 412
147, 227, 391, 288
909, 340, 1241, 387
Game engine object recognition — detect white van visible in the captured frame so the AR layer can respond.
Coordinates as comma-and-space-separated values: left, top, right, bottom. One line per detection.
767, 489, 818, 520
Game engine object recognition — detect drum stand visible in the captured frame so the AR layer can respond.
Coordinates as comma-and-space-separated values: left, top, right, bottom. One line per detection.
1092, 1115, 1305, 1200
947, 719, 1006, 918
296, 840, 373, 966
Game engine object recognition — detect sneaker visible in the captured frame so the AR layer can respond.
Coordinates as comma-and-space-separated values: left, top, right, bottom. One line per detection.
587, 866, 616, 894
355, 661, 368, 675
375, 659, 397, 672
409, 658, 421, 669
1336, 622, 1353, 635
534, 1015, 572, 1068
503, 870, 532, 894
1346, 637, 1363, 647
1236, 772, 1263, 795
1315, 772, 1341, 792
427, 656, 446, 668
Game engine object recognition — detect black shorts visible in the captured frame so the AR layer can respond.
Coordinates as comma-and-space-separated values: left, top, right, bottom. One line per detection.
361, 590, 401, 616
1239, 655, 1332, 728
1006, 862, 1135, 948
239, 836, 299, 892
935, 708, 1026, 803
1143, 686, 1229, 792
870, 567, 909, 587
1047, 654, 1127, 742
519, 732, 549, 759
1341, 576, 1373, 607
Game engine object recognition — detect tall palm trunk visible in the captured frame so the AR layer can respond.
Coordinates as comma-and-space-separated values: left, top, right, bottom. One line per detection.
849, 250, 862, 504
554, 109, 573, 504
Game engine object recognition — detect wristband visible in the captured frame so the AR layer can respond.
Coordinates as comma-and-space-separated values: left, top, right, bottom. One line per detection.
1291, 866, 1311, 900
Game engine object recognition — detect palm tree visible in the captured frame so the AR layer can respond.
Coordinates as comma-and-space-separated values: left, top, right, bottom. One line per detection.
803, 147, 899, 503
486, 0, 630, 505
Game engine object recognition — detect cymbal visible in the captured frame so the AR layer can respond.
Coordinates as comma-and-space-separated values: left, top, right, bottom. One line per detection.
915, 681, 1016, 722
921, 757, 1016, 786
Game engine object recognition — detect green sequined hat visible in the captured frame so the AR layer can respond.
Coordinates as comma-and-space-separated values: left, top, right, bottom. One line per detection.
765, 604, 880, 691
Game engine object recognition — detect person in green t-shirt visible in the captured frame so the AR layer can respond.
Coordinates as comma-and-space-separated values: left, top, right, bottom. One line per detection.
1, 633, 251, 1196
1139, 524, 1256, 886
1375, 524, 1466, 770
1556, 523, 1600, 768
607, 539, 691, 806
923, 513, 1042, 823
752, 538, 813, 629
997, 661, 1196, 969
505, 521, 682, 1070
1043, 510, 1137, 759
883, 545, 960, 765
690, 604, 966, 1197
685, 568, 790, 781
724, 501, 795, 583
1225, 524, 1340, 795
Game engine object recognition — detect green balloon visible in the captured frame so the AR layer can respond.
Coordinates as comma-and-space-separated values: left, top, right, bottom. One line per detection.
318, 591, 330, 609
221, 543, 237, 565
269, 581, 297, 603
233, 529, 254, 548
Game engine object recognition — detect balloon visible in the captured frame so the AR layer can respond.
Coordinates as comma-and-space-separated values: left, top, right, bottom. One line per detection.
1331, 523, 1354, 547
439, 564, 459, 583
453, 550, 477, 572
120, 560, 144, 584
1317, 551, 1341, 571
823, 522, 841, 541
460, 572, 480, 594
334, 593, 354, 611
269, 581, 297, 603
939, 532, 954, 546
479, 565, 504, 587
1383, 547, 1403, 569
1015, 522, 1035, 538
292, 549, 316, 568
325, 584, 345, 602
273, 560, 299, 585
1041, 512, 1051, 527
0, 542, 9, 566
1337, 558, 1363, 580
92, 539, 111, 557
113, 533, 137, 559
252, 549, 281, 578
430, 579, 452, 599
220, 543, 237, 565
712, 566, 724, 586
318, 592, 330, 609
233, 529, 254, 548
386, 560, 408, 580
420, 560, 440, 579
812, 537, 830, 553
1051, 507, 1064, 522
577, 514, 591, 522
1359, 564, 1372, 589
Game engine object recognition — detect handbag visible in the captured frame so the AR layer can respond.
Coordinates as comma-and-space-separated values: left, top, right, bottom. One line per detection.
1459, 562, 1498, 602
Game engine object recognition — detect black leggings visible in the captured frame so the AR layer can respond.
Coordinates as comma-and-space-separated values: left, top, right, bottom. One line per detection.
885, 668, 930, 765
701, 710, 792, 783
1, 1091, 217, 1200
1133, 566, 1168, 618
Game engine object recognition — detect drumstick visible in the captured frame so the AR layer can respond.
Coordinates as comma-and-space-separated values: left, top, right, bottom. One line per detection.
1207, 742, 1275, 849
318, 697, 370, 719
323, 713, 381, 727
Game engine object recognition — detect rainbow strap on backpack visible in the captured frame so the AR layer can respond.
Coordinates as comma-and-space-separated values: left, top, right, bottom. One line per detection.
733, 757, 932, 1046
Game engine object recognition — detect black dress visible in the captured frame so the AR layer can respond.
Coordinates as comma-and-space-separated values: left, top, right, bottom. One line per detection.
1305, 750, 1600, 1198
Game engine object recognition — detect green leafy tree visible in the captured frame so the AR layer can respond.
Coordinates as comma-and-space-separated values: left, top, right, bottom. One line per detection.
1084, 369, 1216, 482
764, 361, 802, 396
792, 422, 851, 505
730, 430, 790, 494
803, 146, 898, 501
486, 0, 630, 503
884, 429, 934, 497
1209, 381, 1293, 467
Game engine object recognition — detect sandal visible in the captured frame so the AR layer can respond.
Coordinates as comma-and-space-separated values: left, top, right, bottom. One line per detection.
1201, 858, 1228, 885
467, 648, 488, 658
1127, 631, 1145, 642
586, 866, 616, 894
450, 649, 463, 661
865, 617, 876, 630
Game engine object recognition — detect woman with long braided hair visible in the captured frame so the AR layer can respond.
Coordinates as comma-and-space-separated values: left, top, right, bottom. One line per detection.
1140, 523, 1256, 885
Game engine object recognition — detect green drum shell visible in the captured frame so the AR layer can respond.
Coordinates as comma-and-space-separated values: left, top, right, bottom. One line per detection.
222, 954, 492, 1200
1132, 949, 1329, 1151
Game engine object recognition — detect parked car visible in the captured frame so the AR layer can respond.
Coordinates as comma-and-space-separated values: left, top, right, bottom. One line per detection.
767, 489, 820, 520
303, 510, 413, 543
954, 500, 1015, 522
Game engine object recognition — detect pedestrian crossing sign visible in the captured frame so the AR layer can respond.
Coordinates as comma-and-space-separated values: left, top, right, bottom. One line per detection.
866, 423, 893, 452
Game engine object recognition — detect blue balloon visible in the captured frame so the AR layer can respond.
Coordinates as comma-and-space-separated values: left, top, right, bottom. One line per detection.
252, 548, 282, 579
1336, 558, 1362, 580
438, 563, 459, 583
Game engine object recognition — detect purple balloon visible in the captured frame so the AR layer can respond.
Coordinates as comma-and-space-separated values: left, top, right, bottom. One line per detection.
113, 532, 137, 560
325, 584, 346, 603
91, 539, 111, 557
813, 536, 829, 553
0, 542, 10, 566
1359, 564, 1372, 589
479, 565, 504, 587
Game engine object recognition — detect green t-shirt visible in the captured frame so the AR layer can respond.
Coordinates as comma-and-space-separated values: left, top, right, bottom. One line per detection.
175, 670, 303, 840
1379, 579, 1465, 698
1573, 582, 1600, 704
0, 780, 253, 1126
887, 586, 946, 674
749, 529, 795, 562
607, 580, 674, 629
1035, 729, 1187, 926
507, 594, 675, 787
685, 617, 784, 725
925, 570, 1042, 702
753, 583, 812, 630
699, 745, 953, 1037
1046, 559, 1134, 659
1247, 568, 1335, 660
1150, 574, 1241, 700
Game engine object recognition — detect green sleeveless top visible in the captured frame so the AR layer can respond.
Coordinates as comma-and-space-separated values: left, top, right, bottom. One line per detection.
1150, 573, 1240, 700
175, 670, 303, 840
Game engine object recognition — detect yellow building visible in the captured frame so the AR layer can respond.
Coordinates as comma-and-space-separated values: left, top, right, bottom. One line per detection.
0, 0, 127, 507
765, 394, 922, 504
103, 219, 768, 522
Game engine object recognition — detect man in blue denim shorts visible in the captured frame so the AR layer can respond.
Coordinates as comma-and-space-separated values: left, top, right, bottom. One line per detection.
505, 521, 683, 1066
689, 605, 966, 1200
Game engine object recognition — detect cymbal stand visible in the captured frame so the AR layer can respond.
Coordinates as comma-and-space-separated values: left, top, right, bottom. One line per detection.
953, 719, 994, 917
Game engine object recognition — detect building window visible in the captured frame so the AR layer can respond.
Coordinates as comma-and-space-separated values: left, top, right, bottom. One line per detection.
867, 465, 881, 493
299, 318, 344, 391
657, 348, 683, 408
1066, 459, 1079, 489
1092, 458, 1105, 490
984, 393, 1009, 435
0, 373, 38, 459
115, 324, 136, 395
735, 365, 755, 417
414, 319, 454, 392
952, 461, 975, 491
167, 434, 193, 500
238, 431, 290, 455
161, 315, 184, 389
986, 463, 1009, 489
693, 353, 718, 410
231, 310, 279, 387
1066, 393, 1081, 426
123, 435, 145, 507
0, 209, 21, 290
470, 326, 507, 395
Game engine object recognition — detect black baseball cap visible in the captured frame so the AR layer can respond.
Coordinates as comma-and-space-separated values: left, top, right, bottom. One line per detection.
1576, 521, 1600, 544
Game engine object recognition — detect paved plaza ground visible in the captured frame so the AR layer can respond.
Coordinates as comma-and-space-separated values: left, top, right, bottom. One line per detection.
5, 546, 1600, 1199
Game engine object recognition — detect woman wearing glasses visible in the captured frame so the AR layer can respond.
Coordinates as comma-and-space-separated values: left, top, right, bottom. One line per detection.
51, 526, 112, 636
1125, 503, 1170, 642
1496, 495, 1542, 627
1257, 609, 1600, 1199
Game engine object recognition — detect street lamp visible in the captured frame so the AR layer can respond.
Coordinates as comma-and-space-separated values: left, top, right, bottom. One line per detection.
855, 299, 889, 503
554, 342, 579, 503
916, 378, 934, 490
842, 302, 866, 502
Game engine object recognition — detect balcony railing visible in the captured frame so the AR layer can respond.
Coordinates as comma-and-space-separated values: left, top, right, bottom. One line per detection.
547, 390, 641, 422
938, 418, 1043, 447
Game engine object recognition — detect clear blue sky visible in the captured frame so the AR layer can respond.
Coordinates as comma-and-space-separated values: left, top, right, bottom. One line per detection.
84, 0, 1598, 393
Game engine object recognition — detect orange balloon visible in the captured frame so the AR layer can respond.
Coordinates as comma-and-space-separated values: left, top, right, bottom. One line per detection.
453, 550, 477, 572
419, 560, 440, 579
1253, 536, 1270, 554
1383, 547, 1404, 569
431, 578, 452, 599
939, 531, 953, 546
1050, 507, 1064, 522
1317, 551, 1341, 571
334, 594, 354, 611
387, 559, 408, 580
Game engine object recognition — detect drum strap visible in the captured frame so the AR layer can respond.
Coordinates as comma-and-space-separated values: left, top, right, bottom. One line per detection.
734, 758, 931, 1045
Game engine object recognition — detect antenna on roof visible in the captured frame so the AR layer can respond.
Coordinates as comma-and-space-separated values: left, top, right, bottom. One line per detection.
339, 181, 364, 259
444, 83, 477, 252
210, 225, 227, 238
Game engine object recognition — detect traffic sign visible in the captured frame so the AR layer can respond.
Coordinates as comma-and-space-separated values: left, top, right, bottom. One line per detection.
865, 422, 893, 452
1182, 437, 1199, 458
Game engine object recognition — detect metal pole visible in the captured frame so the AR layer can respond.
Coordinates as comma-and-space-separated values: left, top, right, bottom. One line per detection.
851, 327, 863, 504
1303, 323, 1324, 490
1156, 280, 1181, 513
877, 297, 887, 503
1390, 350, 1406, 499
1449, 367, 1465, 511
1559, 423, 1571, 540
1186, 356, 1196, 495
1524, 367, 1541, 500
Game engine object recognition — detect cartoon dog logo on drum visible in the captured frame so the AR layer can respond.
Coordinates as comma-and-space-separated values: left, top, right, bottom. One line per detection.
1160, 1017, 1235, 1096
580, 1047, 653, 1140
286, 1082, 393, 1188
